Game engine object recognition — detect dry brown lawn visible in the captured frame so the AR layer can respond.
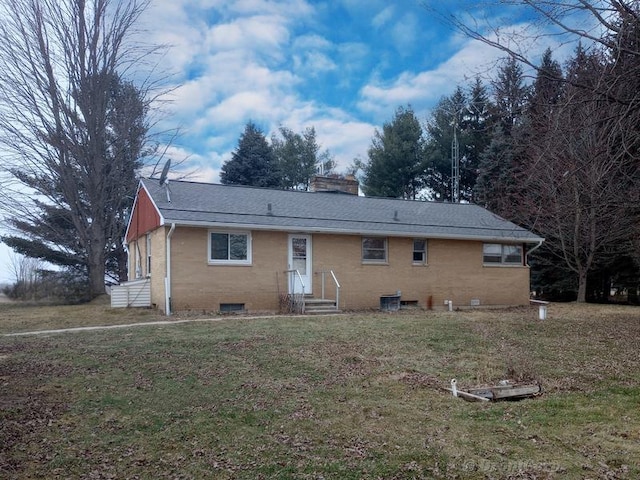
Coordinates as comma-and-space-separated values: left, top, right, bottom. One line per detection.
1, 302, 639, 479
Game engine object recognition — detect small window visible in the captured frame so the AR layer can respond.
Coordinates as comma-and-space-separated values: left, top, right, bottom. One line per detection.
483, 243, 523, 265
220, 303, 245, 313
146, 234, 152, 275
413, 239, 427, 264
209, 231, 251, 265
362, 237, 387, 262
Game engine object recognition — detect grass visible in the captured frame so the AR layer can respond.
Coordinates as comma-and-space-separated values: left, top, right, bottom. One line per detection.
0, 295, 189, 334
1, 303, 640, 478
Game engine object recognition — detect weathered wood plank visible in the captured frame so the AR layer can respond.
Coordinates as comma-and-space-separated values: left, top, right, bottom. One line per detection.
468, 383, 541, 400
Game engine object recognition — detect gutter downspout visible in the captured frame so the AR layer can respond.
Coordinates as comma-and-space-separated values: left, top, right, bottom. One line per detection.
525, 240, 544, 267
165, 223, 176, 315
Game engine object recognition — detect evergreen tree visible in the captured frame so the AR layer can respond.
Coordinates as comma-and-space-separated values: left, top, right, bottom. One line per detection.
475, 125, 517, 215
530, 48, 563, 116
492, 56, 530, 136
462, 77, 493, 202
475, 57, 530, 216
220, 122, 279, 188
272, 126, 333, 190
362, 106, 425, 199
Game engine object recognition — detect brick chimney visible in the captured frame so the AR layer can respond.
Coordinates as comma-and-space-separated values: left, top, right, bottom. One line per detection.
309, 175, 359, 195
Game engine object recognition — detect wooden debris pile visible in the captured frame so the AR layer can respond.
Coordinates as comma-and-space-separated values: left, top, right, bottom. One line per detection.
447, 379, 541, 402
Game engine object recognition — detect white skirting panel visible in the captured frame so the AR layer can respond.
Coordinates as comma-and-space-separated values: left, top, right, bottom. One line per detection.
110, 278, 151, 308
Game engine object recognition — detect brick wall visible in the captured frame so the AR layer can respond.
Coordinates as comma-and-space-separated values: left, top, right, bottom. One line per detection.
160, 227, 530, 313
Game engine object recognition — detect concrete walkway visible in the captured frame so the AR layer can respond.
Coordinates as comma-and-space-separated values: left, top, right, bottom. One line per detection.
2, 313, 342, 337
2, 316, 261, 337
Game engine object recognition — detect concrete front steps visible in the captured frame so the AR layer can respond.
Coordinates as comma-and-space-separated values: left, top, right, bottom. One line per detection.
304, 297, 341, 314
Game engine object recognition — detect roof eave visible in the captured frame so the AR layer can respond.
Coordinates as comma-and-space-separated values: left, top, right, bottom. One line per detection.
159, 219, 544, 244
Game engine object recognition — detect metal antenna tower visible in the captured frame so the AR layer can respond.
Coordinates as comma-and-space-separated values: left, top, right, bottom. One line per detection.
451, 119, 460, 203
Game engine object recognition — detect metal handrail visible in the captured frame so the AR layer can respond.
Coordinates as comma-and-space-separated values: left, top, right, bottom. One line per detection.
330, 270, 340, 310
318, 270, 340, 310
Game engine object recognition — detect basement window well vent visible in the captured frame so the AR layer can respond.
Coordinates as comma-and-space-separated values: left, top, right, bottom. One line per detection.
219, 303, 245, 313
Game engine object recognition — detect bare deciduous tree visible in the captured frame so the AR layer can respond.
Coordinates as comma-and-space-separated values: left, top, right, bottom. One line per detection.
0, 0, 164, 297
430, 1, 640, 301
7, 251, 43, 299
523, 86, 638, 301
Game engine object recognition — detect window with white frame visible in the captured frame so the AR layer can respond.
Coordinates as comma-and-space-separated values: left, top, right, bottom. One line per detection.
135, 241, 142, 278
362, 237, 387, 262
483, 243, 523, 265
413, 239, 427, 264
209, 231, 251, 264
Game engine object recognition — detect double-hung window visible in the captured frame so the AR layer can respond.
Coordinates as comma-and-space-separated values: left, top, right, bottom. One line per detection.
209, 231, 251, 265
483, 243, 523, 266
413, 239, 427, 264
362, 237, 387, 263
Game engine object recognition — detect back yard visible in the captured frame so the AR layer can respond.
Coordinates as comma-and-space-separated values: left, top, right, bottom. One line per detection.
1, 302, 639, 479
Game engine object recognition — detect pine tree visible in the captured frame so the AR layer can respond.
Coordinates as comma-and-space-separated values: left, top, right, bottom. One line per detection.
220, 122, 279, 188
463, 77, 493, 202
530, 48, 563, 115
362, 106, 425, 199
475, 57, 530, 215
272, 126, 332, 190
492, 56, 530, 136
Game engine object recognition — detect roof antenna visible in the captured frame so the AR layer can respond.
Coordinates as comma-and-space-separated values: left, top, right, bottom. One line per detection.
159, 159, 171, 203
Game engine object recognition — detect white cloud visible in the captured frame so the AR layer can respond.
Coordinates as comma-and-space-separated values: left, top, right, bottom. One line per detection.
204, 91, 292, 125
313, 116, 375, 168
357, 21, 570, 120
372, 6, 395, 28
391, 13, 419, 54
292, 33, 333, 50
294, 51, 338, 76
187, 165, 222, 184
225, 0, 313, 18
206, 15, 291, 60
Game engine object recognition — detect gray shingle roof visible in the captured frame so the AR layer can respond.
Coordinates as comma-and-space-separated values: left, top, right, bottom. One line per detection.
141, 178, 543, 243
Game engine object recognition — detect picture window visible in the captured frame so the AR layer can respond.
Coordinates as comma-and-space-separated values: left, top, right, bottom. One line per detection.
483, 243, 523, 265
209, 231, 251, 265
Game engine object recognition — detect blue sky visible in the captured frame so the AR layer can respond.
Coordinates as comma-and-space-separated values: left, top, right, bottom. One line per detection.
1, 0, 575, 284
138, 0, 564, 183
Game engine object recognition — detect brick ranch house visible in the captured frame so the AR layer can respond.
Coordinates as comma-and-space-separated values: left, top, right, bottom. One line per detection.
115, 176, 543, 314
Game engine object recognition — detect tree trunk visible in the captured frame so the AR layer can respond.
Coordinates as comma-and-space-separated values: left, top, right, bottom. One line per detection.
88, 254, 106, 297
88, 230, 107, 297
577, 271, 588, 303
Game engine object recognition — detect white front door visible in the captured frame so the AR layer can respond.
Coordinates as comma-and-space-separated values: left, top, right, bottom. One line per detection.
288, 234, 312, 295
